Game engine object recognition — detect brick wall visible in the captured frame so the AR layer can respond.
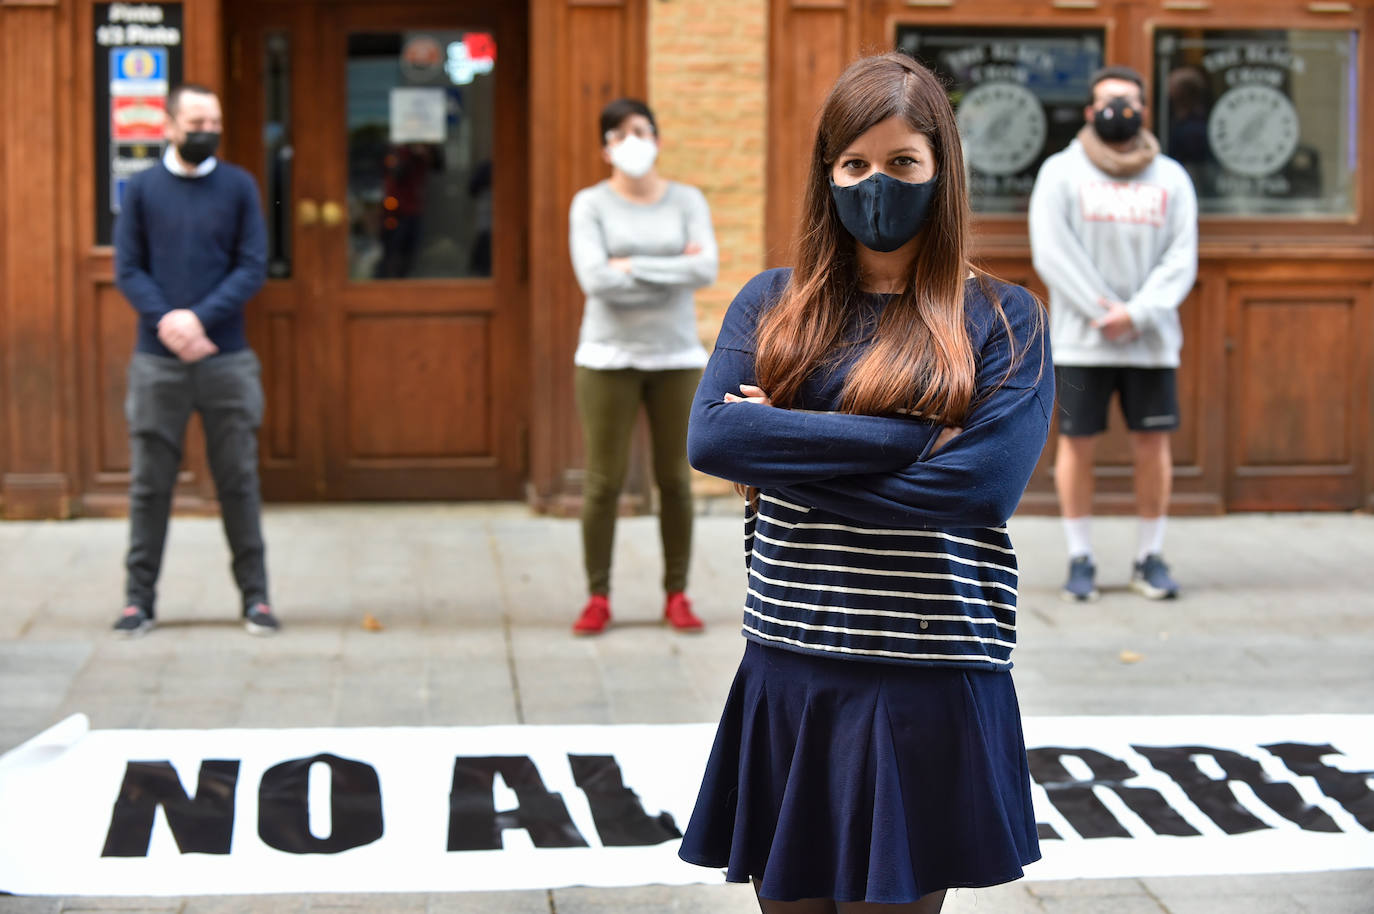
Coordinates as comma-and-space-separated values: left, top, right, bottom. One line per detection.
649, 0, 767, 497
648, 0, 767, 346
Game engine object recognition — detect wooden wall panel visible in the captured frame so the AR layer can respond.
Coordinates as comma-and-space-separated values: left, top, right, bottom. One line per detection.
343, 314, 492, 459
94, 285, 136, 475
1226, 282, 1371, 510
1, 4, 71, 518
0, 5, 7, 502
263, 314, 296, 462
764, 0, 861, 265
527, 0, 648, 510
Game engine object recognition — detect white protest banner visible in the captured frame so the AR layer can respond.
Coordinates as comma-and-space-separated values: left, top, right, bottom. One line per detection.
0, 714, 1370, 896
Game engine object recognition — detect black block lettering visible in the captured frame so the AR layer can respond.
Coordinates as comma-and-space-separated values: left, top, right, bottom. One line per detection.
1027, 747, 1199, 839
1134, 745, 1341, 835
101, 759, 239, 857
258, 753, 384, 853
1264, 742, 1374, 831
448, 756, 589, 851
568, 754, 682, 846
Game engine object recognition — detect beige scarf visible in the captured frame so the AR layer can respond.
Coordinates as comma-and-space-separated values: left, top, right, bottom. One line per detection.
1077, 124, 1160, 178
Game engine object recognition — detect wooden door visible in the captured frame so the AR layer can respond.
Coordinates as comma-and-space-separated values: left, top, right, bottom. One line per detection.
229, 1, 528, 501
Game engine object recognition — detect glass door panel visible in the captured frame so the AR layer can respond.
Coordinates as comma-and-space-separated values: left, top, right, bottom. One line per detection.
346, 30, 496, 280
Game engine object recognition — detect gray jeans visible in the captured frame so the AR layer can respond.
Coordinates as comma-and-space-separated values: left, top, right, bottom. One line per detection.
124, 349, 268, 616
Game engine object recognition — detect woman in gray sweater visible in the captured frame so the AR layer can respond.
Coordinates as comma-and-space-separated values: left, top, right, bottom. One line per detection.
568, 98, 719, 636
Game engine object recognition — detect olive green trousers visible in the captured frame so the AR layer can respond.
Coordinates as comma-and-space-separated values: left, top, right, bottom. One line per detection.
574, 366, 702, 596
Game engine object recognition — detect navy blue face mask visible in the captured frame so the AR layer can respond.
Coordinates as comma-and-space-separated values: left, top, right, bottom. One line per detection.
829, 171, 938, 253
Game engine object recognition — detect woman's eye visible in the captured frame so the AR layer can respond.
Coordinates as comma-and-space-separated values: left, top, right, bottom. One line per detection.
842, 159, 866, 170
892, 156, 917, 168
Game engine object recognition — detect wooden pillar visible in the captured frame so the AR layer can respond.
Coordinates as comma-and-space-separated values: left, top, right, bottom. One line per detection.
1, 0, 74, 518
527, 0, 648, 512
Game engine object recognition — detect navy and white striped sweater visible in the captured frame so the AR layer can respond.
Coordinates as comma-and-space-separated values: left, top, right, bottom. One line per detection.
688, 268, 1053, 671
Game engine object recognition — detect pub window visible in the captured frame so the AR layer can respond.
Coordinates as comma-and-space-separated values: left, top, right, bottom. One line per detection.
1154, 29, 1357, 217
897, 26, 1105, 215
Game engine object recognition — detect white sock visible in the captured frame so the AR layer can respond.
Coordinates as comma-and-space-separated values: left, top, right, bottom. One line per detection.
1137, 516, 1166, 562
1063, 516, 1093, 560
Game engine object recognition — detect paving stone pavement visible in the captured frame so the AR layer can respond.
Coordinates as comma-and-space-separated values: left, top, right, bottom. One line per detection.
1, 504, 1372, 913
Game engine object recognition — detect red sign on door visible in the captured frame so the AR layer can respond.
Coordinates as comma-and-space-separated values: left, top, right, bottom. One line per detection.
111, 95, 166, 142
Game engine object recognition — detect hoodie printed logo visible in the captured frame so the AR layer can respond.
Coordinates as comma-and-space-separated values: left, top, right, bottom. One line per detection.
1080, 182, 1168, 226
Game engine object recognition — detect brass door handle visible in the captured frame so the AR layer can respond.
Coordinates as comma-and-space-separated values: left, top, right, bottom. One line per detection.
321, 201, 344, 227
298, 198, 319, 226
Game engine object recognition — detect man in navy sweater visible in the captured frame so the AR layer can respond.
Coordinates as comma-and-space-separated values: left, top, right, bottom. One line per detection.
112, 83, 278, 637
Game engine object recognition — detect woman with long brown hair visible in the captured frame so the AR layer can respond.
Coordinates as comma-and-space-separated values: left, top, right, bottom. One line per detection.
677, 53, 1052, 911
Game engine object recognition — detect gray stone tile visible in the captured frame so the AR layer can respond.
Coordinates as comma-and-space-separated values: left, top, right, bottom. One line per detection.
1156, 895, 1307, 914
1037, 895, 1166, 914
1027, 879, 1149, 898
308, 893, 426, 913
57, 899, 183, 912
1142, 872, 1374, 900
0, 898, 63, 914
182, 896, 310, 914
552, 883, 759, 913
945, 883, 1045, 914
425, 891, 551, 914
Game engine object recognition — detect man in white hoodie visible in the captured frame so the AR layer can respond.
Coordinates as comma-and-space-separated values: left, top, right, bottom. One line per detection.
1029, 66, 1198, 603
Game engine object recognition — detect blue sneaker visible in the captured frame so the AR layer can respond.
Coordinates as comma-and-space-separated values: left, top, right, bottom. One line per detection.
1131, 553, 1179, 600
1062, 556, 1099, 602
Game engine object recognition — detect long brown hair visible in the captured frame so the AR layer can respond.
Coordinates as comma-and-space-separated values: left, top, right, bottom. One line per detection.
755, 53, 1012, 424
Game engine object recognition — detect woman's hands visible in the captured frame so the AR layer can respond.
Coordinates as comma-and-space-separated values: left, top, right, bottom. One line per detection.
723, 384, 772, 406
718, 384, 961, 499
721, 385, 770, 501
930, 425, 963, 455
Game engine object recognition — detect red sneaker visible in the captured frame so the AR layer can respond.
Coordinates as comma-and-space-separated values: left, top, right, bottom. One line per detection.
664, 591, 704, 633
572, 594, 611, 636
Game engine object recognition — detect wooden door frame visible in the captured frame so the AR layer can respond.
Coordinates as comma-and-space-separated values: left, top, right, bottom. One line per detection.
225, 0, 531, 501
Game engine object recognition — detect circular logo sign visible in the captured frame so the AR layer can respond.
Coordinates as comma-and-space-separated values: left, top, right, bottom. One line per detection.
401, 35, 444, 82
120, 49, 158, 80
1207, 85, 1300, 179
956, 82, 1048, 177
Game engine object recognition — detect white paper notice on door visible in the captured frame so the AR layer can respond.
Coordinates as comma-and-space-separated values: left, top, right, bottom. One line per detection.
389, 88, 446, 144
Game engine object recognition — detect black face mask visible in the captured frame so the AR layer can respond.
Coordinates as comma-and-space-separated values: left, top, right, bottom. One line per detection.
829, 171, 938, 254
1092, 96, 1143, 143
177, 131, 221, 165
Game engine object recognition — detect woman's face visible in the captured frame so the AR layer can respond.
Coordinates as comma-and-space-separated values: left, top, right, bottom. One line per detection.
831, 116, 936, 187
602, 113, 657, 165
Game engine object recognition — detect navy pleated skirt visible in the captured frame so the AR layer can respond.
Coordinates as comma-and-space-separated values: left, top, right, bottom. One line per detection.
678, 641, 1041, 904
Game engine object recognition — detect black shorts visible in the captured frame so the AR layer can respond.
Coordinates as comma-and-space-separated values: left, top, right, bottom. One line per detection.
1054, 365, 1179, 437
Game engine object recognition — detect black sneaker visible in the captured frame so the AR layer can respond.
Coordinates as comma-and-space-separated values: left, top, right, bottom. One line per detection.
1131, 554, 1180, 600
1062, 556, 1100, 602
245, 603, 281, 636
112, 606, 154, 637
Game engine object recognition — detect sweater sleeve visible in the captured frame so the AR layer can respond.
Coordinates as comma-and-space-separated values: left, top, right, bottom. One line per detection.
627, 186, 719, 289
190, 173, 268, 331
113, 177, 173, 320
687, 272, 938, 487
1124, 171, 1198, 333
569, 190, 653, 302
1028, 157, 1114, 322
775, 285, 1054, 529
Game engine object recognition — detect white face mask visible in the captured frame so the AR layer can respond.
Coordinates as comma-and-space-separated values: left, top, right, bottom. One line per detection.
608, 135, 658, 178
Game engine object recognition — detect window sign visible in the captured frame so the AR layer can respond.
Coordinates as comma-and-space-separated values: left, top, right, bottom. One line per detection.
897, 26, 1104, 214
1155, 29, 1356, 217
94, 3, 184, 246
